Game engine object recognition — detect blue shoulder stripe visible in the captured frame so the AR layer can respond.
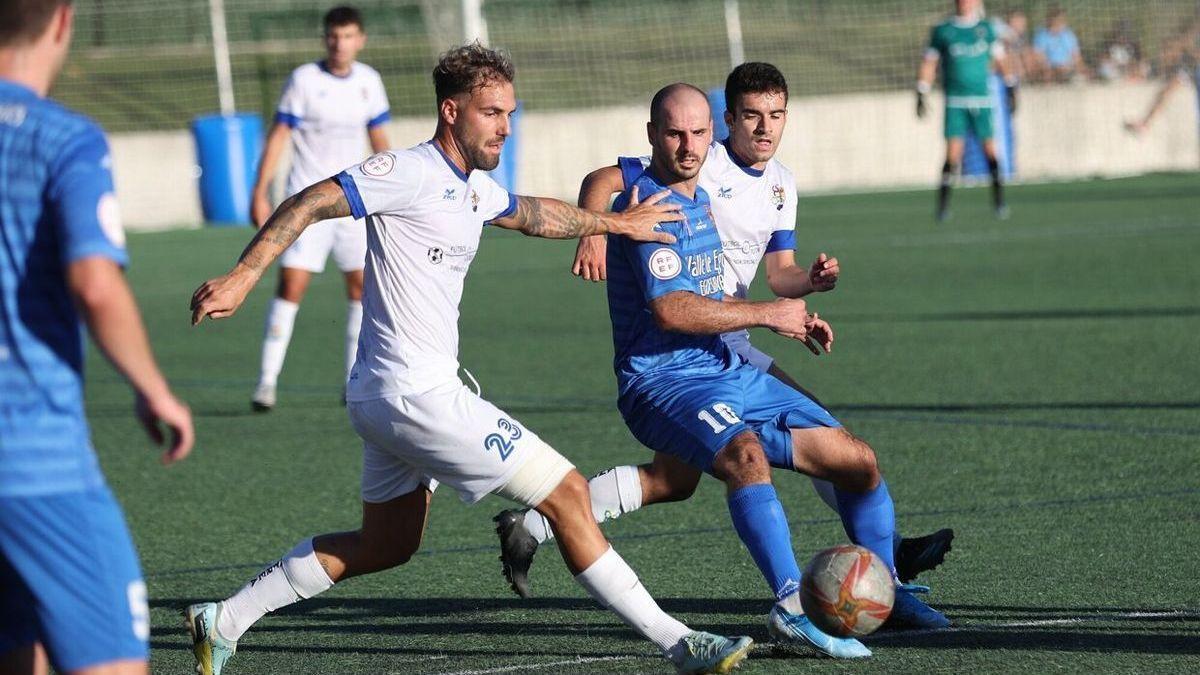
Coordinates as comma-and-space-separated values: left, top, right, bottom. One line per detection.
335, 171, 367, 219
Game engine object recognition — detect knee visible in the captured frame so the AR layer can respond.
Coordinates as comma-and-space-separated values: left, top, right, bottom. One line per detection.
713, 433, 771, 485
537, 470, 592, 524
838, 432, 881, 492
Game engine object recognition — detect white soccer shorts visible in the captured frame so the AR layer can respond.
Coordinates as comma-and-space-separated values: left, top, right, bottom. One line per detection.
279, 216, 366, 273
721, 329, 775, 372
348, 380, 570, 504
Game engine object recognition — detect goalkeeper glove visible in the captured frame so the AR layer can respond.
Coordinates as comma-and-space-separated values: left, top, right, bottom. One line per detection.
1005, 79, 1019, 114
916, 81, 931, 118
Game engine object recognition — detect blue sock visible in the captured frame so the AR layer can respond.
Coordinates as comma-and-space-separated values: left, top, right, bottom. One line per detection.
728, 483, 802, 600
835, 480, 898, 574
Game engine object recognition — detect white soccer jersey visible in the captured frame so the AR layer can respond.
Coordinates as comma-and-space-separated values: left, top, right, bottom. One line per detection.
621, 141, 798, 299
702, 141, 798, 298
335, 142, 517, 401
276, 61, 391, 196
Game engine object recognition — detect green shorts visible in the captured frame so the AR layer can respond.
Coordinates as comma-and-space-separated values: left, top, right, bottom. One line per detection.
944, 105, 994, 140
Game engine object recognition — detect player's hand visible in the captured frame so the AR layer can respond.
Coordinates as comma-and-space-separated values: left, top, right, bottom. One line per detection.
613, 186, 680, 244
808, 253, 839, 292
190, 266, 259, 326
251, 192, 273, 230
802, 312, 834, 356
916, 91, 927, 119
572, 235, 608, 281
135, 390, 194, 465
1005, 85, 1018, 115
764, 297, 809, 341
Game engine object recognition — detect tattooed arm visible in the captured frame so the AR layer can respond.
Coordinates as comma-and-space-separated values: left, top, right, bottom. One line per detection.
488, 187, 679, 244
190, 178, 349, 325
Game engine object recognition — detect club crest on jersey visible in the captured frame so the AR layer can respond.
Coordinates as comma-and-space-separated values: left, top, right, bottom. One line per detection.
771, 184, 785, 211
427, 247, 443, 264
361, 152, 396, 177
717, 186, 733, 199
648, 248, 682, 280
443, 188, 456, 201
470, 189, 479, 212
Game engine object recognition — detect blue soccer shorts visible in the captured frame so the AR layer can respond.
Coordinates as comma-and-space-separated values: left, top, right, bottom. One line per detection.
619, 361, 841, 473
0, 486, 149, 671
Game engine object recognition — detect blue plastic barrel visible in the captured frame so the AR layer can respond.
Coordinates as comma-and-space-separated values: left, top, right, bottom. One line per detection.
192, 113, 263, 226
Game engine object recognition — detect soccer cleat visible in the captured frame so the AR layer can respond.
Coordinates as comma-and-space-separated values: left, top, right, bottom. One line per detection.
995, 204, 1011, 220
895, 528, 954, 583
673, 632, 754, 674
767, 605, 871, 658
251, 383, 275, 412
935, 209, 951, 223
493, 509, 539, 598
887, 584, 951, 629
184, 602, 237, 675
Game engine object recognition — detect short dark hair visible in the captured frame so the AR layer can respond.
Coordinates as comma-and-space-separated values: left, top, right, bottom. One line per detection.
0, 0, 71, 47
649, 82, 709, 126
432, 42, 515, 102
323, 5, 363, 32
724, 62, 788, 114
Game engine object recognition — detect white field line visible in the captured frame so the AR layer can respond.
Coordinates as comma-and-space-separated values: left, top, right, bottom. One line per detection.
433, 654, 640, 675
866, 609, 1198, 641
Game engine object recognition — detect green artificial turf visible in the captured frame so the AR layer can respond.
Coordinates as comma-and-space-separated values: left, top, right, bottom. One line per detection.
89, 173, 1199, 673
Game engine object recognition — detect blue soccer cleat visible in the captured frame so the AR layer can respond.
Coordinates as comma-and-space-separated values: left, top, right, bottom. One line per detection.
767, 605, 872, 658
673, 632, 754, 674
887, 584, 951, 629
184, 602, 237, 675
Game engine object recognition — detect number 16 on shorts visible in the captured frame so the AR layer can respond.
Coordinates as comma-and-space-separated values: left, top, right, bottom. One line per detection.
698, 403, 741, 433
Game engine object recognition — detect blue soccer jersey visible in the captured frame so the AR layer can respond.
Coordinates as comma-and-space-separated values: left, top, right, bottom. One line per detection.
0, 79, 127, 497
605, 159, 737, 395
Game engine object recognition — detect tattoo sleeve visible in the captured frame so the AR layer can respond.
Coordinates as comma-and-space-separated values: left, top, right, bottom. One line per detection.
237, 179, 351, 273
498, 196, 613, 239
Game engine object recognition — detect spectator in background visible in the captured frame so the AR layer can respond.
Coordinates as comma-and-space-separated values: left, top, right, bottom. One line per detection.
999, 9, 1038, 81
1125, 16, 1200, 134
1033, 8, 1088, 82
1098, 18, 1149, 82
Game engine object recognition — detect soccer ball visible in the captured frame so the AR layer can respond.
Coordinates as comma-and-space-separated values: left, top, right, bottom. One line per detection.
799, 544, 895, 637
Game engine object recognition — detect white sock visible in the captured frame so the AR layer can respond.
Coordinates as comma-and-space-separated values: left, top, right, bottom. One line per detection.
810, 476, 840, 513
258, 298, 300, 387
216, 537, 333, 642
573, 546, 690, 658
345, 300, 362, 383
524, 465, 643, 544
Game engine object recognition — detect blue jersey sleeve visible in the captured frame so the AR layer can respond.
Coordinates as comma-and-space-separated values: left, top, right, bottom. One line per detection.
617, 156, 648, 191
46, 125, 128, 267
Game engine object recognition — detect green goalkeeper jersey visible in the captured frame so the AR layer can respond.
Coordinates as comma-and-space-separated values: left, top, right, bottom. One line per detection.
928, 17, 998, 107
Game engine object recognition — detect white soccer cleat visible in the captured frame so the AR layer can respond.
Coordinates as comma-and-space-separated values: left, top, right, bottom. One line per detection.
251, 383, 276, 412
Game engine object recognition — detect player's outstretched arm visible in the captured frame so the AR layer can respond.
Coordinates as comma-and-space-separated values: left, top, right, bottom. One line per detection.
489, 186, 679, 243
571, 165, 624, 281
191, 178, 349, 325
765, 251, 839, 298
69, 257, 194, 465
651, 291, 810, 340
